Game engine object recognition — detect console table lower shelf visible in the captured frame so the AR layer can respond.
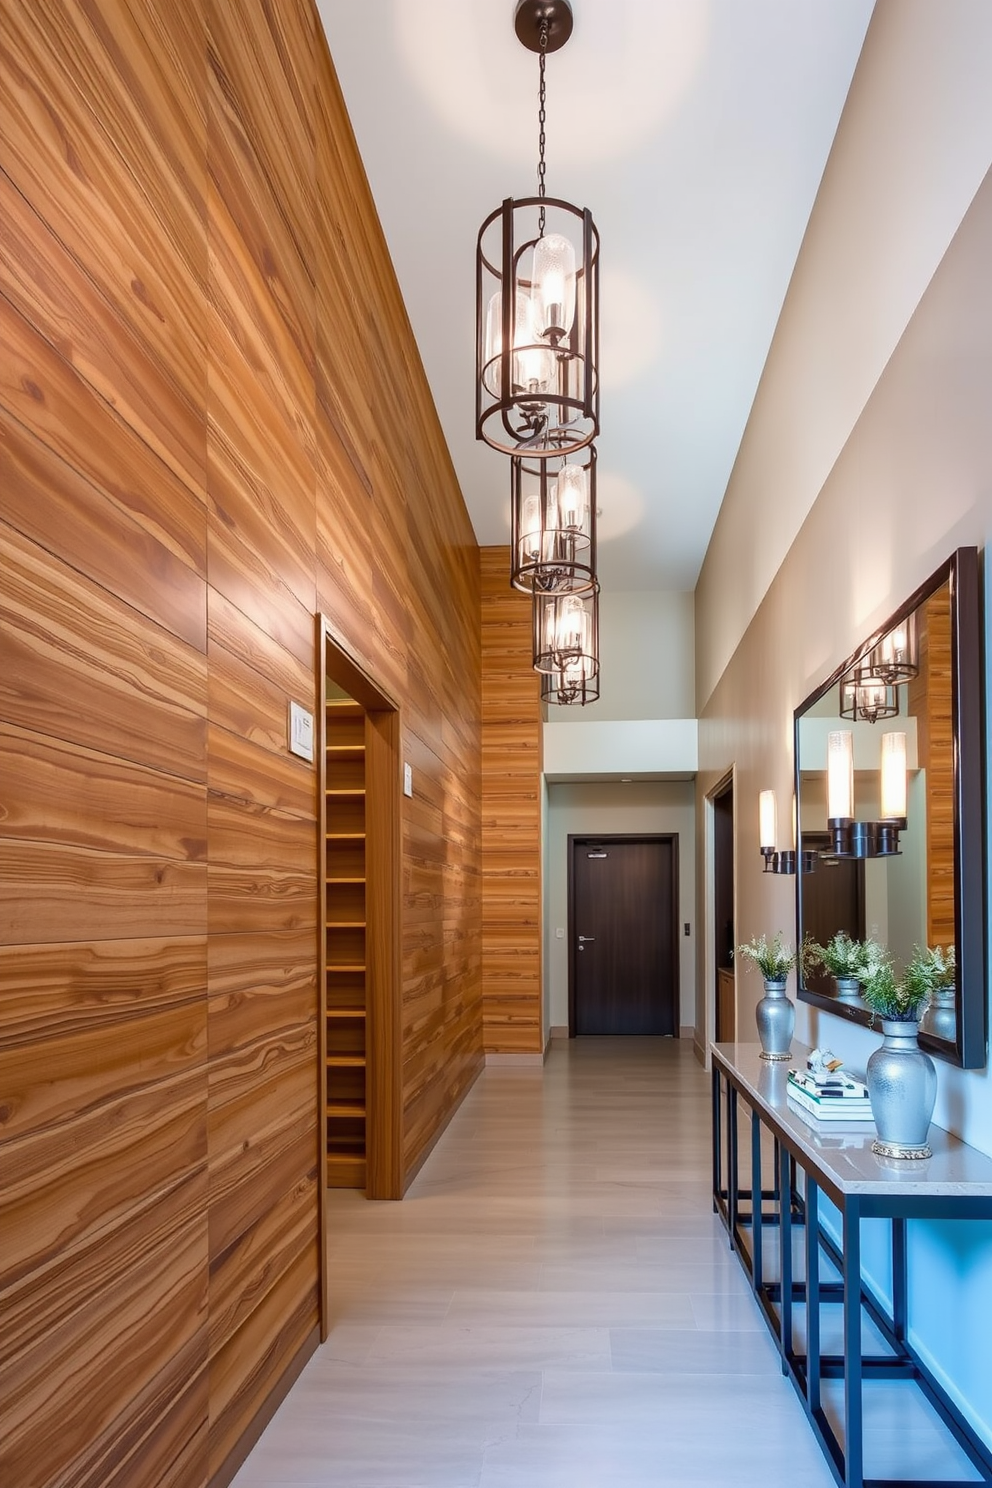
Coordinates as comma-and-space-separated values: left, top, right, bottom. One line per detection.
711, 1041, 992, 1488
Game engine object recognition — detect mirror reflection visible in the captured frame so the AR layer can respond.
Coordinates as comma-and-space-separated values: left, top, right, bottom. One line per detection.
796, 574, 964, 1054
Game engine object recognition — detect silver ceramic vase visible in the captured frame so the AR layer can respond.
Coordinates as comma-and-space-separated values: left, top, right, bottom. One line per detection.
756, 977, 794, 1062
867, 1019, 937, 1159
834, 976, 862, 1004
920, 986, 956, 1043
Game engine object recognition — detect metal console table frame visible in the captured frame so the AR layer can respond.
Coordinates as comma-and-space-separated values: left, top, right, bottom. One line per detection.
711, 1041, 992, 1488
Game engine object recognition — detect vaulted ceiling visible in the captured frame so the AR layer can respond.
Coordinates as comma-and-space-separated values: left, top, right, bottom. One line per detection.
317, 0, 875, 592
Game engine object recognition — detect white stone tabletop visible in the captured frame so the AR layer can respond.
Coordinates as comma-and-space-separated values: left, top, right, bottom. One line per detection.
711, 1041, 992, 1198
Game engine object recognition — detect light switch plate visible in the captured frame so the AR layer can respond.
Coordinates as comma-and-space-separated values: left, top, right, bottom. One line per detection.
403, 762, 413, 797
289, 701, 314, 762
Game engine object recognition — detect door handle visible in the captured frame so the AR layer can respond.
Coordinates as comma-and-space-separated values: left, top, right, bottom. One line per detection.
577, 936, 595, 942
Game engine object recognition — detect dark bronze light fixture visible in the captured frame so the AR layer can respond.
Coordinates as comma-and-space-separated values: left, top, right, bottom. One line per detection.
540, 653, 601, 706
856, 613, 919, 685
510, 440, 596, 594
475, 0, 600, 459
839, 675, 899, 724
533, 583, 599, 682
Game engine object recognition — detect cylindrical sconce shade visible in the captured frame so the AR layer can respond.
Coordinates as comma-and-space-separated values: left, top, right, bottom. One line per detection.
827, 730, 854, 820
880, 732, 908, 820
759, 791, 777, 852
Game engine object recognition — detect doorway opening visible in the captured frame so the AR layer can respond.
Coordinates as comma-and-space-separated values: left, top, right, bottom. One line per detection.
317, 619, 403, 1270
710, 771, 736, 1043
567, 834, 679, 1036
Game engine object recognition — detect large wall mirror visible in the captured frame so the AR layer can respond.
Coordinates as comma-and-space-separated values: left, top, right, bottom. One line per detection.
794, 548, 986, 1068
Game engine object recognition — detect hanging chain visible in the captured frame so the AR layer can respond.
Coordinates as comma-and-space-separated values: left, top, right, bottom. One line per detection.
537, 20, 548, 236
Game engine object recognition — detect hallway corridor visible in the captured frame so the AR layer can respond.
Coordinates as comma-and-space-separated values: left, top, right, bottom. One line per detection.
231, 1038, 835, 1487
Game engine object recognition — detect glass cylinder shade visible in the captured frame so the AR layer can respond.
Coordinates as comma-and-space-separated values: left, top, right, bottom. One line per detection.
476, 196, 599, 456
759, 790, 777, 852
827, 730, 854, 821
533, 232, 576, 342
880, 731, 908, 820
510, 443, 596, 594
840, 676, 899, 723
533, 585, 598, 677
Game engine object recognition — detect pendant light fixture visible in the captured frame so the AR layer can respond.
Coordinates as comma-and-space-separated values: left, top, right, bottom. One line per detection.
475, 0, 600, 459
856, 614, 919, 686
533, 584, 599, 682
540, 651, 600, 706
510, 439, 596, 594
839, 675, 900, 724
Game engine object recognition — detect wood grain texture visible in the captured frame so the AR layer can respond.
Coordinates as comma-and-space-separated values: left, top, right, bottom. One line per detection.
0, 522, 208, 780
480, 547, 543, 1053
2, 1, 483, 1482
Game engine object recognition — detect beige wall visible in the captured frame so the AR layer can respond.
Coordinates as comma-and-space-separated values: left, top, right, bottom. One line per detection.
551, 589, 696, 724
695, 0, 992, 709
696, 161, 992, 1142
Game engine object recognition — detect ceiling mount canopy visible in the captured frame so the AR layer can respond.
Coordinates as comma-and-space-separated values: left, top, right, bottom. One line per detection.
514, 0, 574, 54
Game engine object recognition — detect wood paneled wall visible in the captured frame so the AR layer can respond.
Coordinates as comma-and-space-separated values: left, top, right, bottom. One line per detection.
480, 549, 543, 1053
0, 3, 483, 1484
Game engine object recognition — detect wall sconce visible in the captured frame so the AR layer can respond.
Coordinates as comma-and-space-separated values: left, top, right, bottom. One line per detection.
826, 728, 907, 858
758, 790, 816, 875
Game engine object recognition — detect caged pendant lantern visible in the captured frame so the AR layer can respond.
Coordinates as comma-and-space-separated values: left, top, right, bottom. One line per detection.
510, 439, 596, 594
476, 0, 600, 459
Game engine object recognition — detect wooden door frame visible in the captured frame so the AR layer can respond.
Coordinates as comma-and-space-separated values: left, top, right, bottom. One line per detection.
317, 617, 403, 1339
566, 833, 680, 1036
703, 768, 736, 1069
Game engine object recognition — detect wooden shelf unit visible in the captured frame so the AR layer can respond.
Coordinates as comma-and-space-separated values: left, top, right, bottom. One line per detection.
324, 698, 368, 1189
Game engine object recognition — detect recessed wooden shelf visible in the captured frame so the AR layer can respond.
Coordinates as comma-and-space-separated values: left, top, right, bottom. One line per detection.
324, 693, 370, 1193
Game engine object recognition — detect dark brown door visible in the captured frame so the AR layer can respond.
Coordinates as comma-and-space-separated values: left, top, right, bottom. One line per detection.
569, 836, 678, 1035
713, 776, 735, 1041
799, 832, 865, 996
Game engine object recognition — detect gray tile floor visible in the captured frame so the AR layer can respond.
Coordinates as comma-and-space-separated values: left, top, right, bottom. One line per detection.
231, 1037, 971, 1486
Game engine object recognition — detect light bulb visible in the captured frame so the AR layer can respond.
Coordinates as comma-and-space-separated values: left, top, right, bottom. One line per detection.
519, 493, 542, 561
512, 290, 552, 395
533, 233, 576, 341
557, 464, 587, 532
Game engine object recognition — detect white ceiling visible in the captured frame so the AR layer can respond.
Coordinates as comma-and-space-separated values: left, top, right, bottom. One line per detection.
317, 0, 875, 593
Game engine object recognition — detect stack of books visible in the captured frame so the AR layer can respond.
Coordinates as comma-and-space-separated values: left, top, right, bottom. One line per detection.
787, 1066, 874, 1123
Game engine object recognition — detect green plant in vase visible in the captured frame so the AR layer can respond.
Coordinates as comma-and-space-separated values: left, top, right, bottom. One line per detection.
734, 934, 796, 1061
805, 931, 865, 1002
733, 932, 796, 982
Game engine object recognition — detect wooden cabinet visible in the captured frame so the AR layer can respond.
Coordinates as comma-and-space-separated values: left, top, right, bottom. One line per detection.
325, 698, 368, 1188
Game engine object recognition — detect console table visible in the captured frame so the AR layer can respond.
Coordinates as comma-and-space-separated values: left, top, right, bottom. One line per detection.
711, 1041, 992, 1488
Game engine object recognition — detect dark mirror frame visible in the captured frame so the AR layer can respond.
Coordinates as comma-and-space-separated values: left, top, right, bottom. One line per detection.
793, 547, 987, 1068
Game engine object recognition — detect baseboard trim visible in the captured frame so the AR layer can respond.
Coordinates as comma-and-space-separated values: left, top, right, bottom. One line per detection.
485, 1050, 545, 1067
680, 1025, 695, 1041
548, 1024, 569, 1041
209, 1323, 319, 1488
